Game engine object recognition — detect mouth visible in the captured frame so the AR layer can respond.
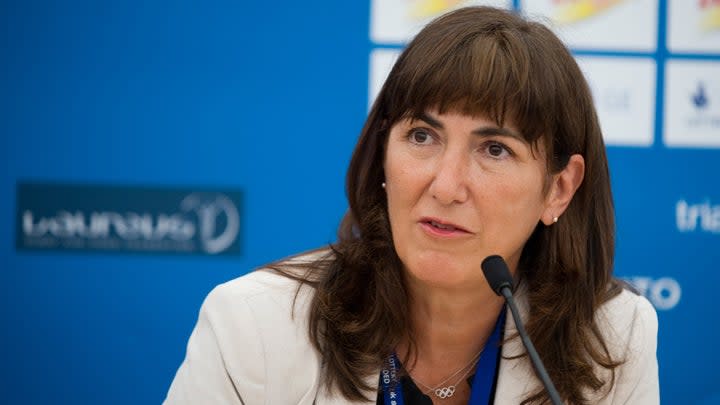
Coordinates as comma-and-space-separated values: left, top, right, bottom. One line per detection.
419, 217, 471, 234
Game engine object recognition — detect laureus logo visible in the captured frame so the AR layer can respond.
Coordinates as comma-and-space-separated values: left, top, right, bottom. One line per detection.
180, 193, 240, 254
16, 183, 242, 256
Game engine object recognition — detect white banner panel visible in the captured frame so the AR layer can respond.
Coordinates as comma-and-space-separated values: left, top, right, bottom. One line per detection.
370, 0, 512, 44
522, 0, 658, 51
576, 56, 656, 146
368, 48, 402, 108
668, 0, 720, 54
664, 60, 720, 148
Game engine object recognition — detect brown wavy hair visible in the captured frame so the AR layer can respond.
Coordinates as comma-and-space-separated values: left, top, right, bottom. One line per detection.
273, 6, 623, 404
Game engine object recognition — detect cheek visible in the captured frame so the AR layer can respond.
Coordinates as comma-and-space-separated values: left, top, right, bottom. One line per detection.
384, 152, 429, 254
384, 154, 409, 226
385, 148, 428, 205
385, 168, 417, 228
489, 171, 547, 222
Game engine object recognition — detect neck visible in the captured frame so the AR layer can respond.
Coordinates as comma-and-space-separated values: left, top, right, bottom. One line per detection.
399, 276, 505, 373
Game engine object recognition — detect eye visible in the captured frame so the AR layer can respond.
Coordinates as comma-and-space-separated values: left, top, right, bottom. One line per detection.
407, 128, 435, 145
484, 141, 512, 158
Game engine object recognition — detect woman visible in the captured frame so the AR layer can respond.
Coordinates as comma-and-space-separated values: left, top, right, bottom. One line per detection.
165, 6, 659, 405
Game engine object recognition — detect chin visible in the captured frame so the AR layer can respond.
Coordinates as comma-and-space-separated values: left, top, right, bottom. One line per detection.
404, 254, 476, 288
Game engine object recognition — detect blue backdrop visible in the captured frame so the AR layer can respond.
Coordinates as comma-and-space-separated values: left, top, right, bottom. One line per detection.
2, 1, 718, 404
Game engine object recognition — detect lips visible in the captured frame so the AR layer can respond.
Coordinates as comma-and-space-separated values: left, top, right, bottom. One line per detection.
419, 217, 471, 234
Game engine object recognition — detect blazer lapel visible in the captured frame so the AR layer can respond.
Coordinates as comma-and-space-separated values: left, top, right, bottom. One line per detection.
494, 291, 538, 404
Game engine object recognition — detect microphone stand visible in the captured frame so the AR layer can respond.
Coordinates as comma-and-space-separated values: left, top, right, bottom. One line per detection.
482, 255, 563, 405
499, 285, 563, 405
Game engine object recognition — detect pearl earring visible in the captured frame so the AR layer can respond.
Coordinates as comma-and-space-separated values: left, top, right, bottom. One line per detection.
381, 182, 386, 189
553, 216, 559, 224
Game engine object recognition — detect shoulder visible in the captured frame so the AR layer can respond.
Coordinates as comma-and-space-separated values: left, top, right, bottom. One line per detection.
203, 249, 329, 317
178, 247, 332, 404
596, 287, 658, 355
495, 286, 659, 404
591, 287, 660, 403
599, 287, 656, 318
164, 248, 337, 404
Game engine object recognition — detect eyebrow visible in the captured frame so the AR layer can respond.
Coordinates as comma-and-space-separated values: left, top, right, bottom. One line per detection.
417, 112, 526, 142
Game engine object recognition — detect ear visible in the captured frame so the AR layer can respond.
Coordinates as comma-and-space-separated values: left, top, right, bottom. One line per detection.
541, 154, 585, 226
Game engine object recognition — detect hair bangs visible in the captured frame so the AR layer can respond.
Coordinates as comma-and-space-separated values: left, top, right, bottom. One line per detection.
383, 28, 549, 147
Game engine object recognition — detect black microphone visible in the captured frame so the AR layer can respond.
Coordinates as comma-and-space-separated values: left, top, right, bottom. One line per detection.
481, 255, 563, 405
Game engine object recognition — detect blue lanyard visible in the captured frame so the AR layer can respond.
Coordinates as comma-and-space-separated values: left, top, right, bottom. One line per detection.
381, 353, 405, 405
381, 309, 506, 405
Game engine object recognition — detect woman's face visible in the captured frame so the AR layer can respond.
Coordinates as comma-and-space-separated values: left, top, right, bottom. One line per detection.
383, 110, 555, 290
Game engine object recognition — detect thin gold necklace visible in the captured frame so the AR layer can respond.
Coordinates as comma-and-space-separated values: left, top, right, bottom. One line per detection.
409, 348, 484, 400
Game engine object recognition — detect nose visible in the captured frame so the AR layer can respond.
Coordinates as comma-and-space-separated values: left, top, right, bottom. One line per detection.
428, 148, 469, 205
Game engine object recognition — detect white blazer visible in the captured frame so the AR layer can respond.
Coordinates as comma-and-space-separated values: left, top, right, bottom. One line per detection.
164, 254, 659, 404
